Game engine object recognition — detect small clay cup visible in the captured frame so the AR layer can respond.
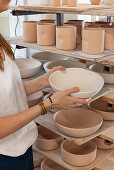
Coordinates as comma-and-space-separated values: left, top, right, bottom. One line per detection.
89, 98, 114, 120
62, 0, 68, 5
23, 21, 38, 42
90, 0, 102, 5
34, 126, 63, 151
41, 159, 67, 170
37, 23, 56, 46
61, 140, 97, 166
82, 28, 105, 54
56, 26, 76, 50
104, 27, 114, 50
51, 0, 62, 6
68, 0, 78, 7
93, 137, 114, 150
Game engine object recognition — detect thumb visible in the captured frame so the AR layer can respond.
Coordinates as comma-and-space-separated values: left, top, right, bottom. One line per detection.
64, 87, 80, 95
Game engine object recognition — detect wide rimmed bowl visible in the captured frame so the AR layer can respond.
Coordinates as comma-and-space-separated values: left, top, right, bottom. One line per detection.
49, 68, 104, 98
54, 108, 103, 137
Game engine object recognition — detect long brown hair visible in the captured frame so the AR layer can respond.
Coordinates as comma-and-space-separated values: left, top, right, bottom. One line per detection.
0, 33, 14, 71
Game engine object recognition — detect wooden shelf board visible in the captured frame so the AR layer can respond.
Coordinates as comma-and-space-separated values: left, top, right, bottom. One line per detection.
35, 147, 114, 170
7, 37, 114, 63
100, 126, 114, 142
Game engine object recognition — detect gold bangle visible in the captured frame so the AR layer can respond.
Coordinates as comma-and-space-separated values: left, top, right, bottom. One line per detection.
38, 102, 47, 115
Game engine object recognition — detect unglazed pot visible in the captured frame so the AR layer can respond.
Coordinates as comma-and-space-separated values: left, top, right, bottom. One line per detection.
62, 0, 68, 5
54, 108, 103, 137
89, 98, 114, 120
34, 126, 63, 151
56, 26, 76, 50
90, 0, 102, 5
89, 63, 114, 84
82, 28, 105, 54
104, 27, 114, 50
61, 140, 97, 166
68, 0, 78, 7
93, 137, 114, 150
23, 21, 38, 42
41, 159, 67, 170
37, 23, 56, 46
104, 0, 114, 5
51, 0, 62, 6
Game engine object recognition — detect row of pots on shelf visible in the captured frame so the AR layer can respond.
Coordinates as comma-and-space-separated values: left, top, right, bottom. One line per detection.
23, 19, 114, 54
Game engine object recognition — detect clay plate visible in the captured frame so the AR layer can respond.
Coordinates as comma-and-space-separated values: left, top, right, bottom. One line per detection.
54, 108, 103, 137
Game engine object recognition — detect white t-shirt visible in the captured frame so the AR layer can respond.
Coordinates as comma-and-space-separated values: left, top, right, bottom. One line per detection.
0, 54, 38, 157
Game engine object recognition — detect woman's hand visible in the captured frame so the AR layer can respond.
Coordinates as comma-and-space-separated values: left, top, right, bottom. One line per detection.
41, 66, 65, 88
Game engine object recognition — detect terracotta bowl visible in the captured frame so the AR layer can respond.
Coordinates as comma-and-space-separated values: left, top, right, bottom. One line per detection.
93, 137, 114, 150
90, 0, 102, 5
15, 58, 42, 78
43, 60, 87, 73
23, 21, 38, 43
104, 27, 114, 50
54, 108, 103, 137
27, 91, 44, 107
31, 52, 67, 64
82, 28, 105, 55
51, 0, 62, 6
41, 159, 67, 170
61, 140, 97, 166
62, 0, 68, 5
49, 68, 104, 98
89, 98, 114, 120
37, 23, 56, 46
34, 126, 63, 151
89, 63, 114, 84
68, 0, 78, 7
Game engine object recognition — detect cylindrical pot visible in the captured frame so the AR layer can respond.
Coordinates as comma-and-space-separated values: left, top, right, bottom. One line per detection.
104, 27, 114, 50
39, 19, 55, 23
68, 0, 78, 7
104, 0, 114, 5
90, 0, 102, 5
93, 137, 114, 150
56, 26, 76, 50
37, 23, 56, 46
82, 28, 105, 54
62, 0, 68, 5
23, 21, 38, 42
61, 140, 97, 167
34, 126, 63, 151
51, 0, 62, 6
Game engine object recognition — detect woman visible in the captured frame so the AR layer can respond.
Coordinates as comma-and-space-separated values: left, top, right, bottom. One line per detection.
0, 0, 90, 170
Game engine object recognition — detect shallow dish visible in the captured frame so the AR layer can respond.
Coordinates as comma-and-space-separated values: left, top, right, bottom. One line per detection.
89, 98, 114, 120
43, 60, 87, 72
49, 68, 104, 98
15, 58, 42, 78
54, 108, 103, 137
61, 140, 97, 166
34, 126, 63, 151
89, 63, 114, 84
41, 159, 67, 170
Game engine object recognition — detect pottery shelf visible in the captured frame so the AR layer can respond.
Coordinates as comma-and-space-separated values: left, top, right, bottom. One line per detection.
7, 37, 114, 63
35, 146, 114, 170
10, 5, 114, 17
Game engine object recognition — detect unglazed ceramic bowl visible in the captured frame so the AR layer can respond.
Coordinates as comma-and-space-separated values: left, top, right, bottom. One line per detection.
62, 0, 68, 5
31, 52, 67, 64
43, 60, 87, 72
49, 68, 104, 98
104, 0, 114, 5
90, 0, 102, 5
104, 27, 114, 50
89, 98, 114, 120
51, 0, 62, 6
15, 58, 42, 78
68, 0, 78, 7
93, 137, 114, 150
54, 108, 103, 137
34, 126, 63, 151
89, 63, 114, 84
61, 140, 97, 166
41, 159, 67, 170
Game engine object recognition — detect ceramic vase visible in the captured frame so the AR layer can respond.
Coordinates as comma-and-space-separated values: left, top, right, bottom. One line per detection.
56, 26, 76, 50
23, 21, 38, 43
90, 0, 102, 5
82, 28, 105, 54
51, 0, 62, 6
104, 27, 114, 50
37, 23, 56, 46
68, 0, 78, 7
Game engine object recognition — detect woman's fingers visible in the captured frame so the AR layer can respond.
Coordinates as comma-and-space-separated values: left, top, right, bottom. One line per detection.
72, 97, 91, 104
64, 87, 80, 95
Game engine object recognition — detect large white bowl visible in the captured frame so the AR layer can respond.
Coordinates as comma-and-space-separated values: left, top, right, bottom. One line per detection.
89, 63, 114, 84
43, 60, 87, 73
31, 52, 67, 64
49, 68, 104, 98
15, 58, 42, 78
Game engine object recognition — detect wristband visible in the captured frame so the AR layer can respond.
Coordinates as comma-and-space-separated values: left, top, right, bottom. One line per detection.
38, 102, 47, 115
48, 96, 55, 110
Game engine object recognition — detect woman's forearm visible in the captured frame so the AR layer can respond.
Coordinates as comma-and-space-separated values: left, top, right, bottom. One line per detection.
0, 99, 51, 139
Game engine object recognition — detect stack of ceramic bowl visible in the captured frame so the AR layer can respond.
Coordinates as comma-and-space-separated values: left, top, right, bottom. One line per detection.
34, 126, 63, 151
90, 0, 102, 5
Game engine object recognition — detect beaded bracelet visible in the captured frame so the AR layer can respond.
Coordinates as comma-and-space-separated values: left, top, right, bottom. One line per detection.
38, 102, 47, 115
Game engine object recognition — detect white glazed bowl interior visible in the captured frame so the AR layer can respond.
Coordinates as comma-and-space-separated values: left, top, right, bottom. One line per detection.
89, 63, 114, 84
15, 58, 42, 78
49, 68, 104, 98
43, 60, 87, 73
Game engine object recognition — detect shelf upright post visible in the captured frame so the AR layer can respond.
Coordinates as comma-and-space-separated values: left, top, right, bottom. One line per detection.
56, 13, 64, 26
107, 16, 112, 22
